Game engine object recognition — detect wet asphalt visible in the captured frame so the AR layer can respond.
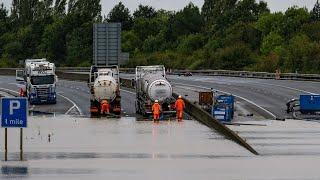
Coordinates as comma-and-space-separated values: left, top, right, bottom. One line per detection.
1, 75, 320, 179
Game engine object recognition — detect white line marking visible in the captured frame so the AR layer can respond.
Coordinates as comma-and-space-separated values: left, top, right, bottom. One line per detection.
0, 87, 19, 95
250, 82, 317, 95
57, 93, 83, 116
173, 82, 277, 119
65, 105, 76, 115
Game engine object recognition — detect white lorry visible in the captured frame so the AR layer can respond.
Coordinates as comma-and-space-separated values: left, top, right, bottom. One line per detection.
88, 65, 121, 116
135, 65, 176, 117
17, 59, 57, 104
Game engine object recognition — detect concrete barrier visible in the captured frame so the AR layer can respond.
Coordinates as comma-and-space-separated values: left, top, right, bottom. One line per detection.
0, 68, 20, 76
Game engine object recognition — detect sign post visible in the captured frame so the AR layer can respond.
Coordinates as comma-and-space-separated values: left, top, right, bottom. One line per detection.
1, 97, 28, 161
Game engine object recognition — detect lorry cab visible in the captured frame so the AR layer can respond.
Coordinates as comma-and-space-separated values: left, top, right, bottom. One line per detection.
18, 59, 58, 104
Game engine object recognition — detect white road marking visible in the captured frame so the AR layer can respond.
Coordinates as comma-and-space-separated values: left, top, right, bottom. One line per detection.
0, 87, 19, 95
57, 93, 83, 116
250, 82, 317, 95
173, 75, 318, 95
173, 82, 277, 119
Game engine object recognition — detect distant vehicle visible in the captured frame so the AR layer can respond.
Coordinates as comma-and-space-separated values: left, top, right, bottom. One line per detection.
184, 72, 193, 76
16, 58, 57, 104
88, 66, 121, 116
177, 72, 192, 77
135, 65, 176, 117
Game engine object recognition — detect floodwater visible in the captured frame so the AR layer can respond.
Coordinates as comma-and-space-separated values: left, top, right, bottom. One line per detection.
0, 115, 256, 179
0, 116, 319, 179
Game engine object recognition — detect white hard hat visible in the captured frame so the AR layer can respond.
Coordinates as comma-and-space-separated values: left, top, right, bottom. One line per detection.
155, 100, 159, 103
178, 95, 182, 98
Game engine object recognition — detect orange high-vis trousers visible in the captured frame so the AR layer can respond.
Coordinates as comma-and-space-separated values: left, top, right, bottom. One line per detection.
101, 103, 110, 113
177, 110, 183, 121
154, 113, 160, 121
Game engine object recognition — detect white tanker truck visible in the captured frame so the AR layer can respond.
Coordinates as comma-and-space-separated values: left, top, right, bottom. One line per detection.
135, 65, 176, 117
88, 66, 121, 116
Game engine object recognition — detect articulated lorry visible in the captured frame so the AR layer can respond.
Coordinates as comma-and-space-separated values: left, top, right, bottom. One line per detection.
88, 66, 121, 116
17, 59, 57, 104
135, 65, 176, 117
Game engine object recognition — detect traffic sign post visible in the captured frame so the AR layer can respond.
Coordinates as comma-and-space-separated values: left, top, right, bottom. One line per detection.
1, 97, 28, 161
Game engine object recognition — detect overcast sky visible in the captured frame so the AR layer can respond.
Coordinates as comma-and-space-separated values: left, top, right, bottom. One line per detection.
1, 0, 318, 15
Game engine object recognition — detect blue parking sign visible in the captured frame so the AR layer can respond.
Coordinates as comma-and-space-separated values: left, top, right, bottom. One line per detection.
1, 98, 28, 128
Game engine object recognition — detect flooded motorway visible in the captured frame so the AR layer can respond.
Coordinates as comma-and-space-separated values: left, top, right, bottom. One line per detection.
1, 76, 320, 179
0, 115, 253, 179
1, 115, 320, 179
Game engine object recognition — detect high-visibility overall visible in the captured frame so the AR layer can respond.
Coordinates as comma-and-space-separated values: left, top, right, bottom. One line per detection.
100, 100, 110, 114
152, 102, 161, 122
19, 88, 24, 97
175, 98, 185, 121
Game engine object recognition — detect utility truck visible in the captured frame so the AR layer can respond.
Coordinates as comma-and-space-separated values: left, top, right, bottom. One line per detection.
88, 66, 121, 116
135, 65, 176, 117
17, 59, 57, 104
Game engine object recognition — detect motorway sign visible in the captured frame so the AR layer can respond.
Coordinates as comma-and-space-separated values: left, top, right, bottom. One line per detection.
1, 97, 27, 128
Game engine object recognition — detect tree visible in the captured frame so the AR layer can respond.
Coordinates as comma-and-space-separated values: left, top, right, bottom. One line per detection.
0, 3, 9, 57
224, 22, 262, 50
255, 12, 284, 36
177, 34, 205, 54
122, 31, 141, 53
260, 32, 284, 55
18, 0, 39, 26
283, 7, 310, 38
285, 34, 314, 72
233, 0, 269, 23
311, 0, 320, 21
107, 2, 132, 30
133, 5, 157, 19
38, 18, 66, 65
213, 43, 255, 70
202, 0, 236, 24
302, 21, 320, 42
0, 3, 8, 34
54, 0, 67, 17
167, 3, 204, 41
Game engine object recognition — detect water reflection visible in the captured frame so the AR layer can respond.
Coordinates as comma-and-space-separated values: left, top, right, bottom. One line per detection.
1, 165, 28, 176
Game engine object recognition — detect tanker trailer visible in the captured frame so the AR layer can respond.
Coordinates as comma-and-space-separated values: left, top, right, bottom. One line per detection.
88, 66, 121, 116
135, 65, 176, 117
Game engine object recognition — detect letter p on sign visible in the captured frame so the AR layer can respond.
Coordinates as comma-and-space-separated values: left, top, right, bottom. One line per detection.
1, 97, 28, 128
10, 100, 20, 115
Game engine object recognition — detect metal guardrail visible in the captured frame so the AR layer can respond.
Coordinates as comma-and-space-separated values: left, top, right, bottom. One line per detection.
56, 68, 320, 81
1, 68, 320, 81
172, 69, 320, 81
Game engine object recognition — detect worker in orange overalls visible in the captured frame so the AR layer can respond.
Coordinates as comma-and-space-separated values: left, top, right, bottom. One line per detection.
19, 88, 25, 97
100, 100, 110, 114
152, 100, 161, 123
175, 95, 185, 122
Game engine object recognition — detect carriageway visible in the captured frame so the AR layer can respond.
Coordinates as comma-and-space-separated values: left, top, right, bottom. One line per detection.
1, 72, 320, 179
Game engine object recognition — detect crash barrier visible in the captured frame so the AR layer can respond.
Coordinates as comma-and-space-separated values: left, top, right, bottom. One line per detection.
0, 68, 19, 76
172, 69, 320, 81
56, 68, 320, 81
173, 93, 258, 155
2, 68, 320, 81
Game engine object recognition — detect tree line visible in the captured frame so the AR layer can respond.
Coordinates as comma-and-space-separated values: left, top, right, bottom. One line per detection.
0, 0, 320, 73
